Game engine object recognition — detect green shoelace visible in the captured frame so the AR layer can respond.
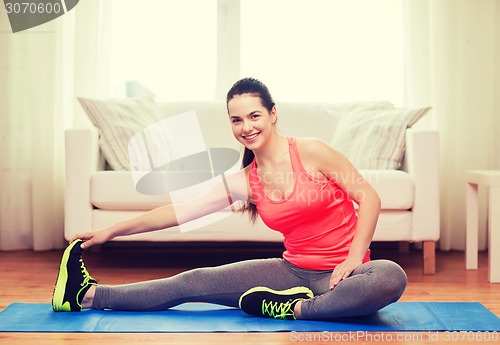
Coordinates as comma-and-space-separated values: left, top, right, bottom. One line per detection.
261, 298, 301, 320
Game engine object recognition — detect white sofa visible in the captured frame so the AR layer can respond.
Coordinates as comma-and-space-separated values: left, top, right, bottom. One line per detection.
65, 101, 440, 274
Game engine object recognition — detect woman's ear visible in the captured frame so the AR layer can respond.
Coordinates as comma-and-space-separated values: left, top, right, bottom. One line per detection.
271, 106, 277, 123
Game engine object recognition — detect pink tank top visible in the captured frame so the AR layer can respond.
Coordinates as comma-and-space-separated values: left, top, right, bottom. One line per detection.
249, 137, 370, 270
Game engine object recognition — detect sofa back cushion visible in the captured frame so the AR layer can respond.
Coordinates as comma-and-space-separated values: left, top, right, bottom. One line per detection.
330, 105, 431, 169
78, 96, 162, 170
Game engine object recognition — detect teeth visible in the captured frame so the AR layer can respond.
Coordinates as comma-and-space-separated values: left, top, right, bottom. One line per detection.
245, 133, 259, 139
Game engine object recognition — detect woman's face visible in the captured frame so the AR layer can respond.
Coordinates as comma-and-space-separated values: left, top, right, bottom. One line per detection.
227, 94, 276, 151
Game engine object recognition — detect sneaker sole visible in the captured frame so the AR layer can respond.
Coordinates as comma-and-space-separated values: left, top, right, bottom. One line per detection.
52, 240, 80, 311
238, 286, 314, 309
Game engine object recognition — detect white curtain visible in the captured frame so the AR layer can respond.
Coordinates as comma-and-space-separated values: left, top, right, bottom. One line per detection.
0, 1, 110, 250
403, 0, 500, 250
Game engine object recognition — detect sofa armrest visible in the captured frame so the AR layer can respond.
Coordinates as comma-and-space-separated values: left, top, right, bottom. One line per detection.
402, 128, 440, 241
64, 127, 103, 240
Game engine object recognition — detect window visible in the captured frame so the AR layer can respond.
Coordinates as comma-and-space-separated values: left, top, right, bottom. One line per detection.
240, 0, 404, 104
108, 0, 217, 100
107, 0, 404, 105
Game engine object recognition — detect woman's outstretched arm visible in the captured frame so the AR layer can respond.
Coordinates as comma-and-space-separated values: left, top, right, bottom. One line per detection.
72, 168, 250, 249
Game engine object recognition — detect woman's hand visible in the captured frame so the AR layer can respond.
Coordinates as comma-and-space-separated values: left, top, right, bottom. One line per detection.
329, 257, 362, 290
70, 228, 115, 249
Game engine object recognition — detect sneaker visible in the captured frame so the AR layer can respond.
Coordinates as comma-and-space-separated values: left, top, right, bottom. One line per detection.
52, 239, 97, 312
239, 286, 314, 320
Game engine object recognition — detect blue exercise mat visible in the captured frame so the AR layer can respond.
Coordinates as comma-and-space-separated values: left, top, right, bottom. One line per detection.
0, 302, 499, 333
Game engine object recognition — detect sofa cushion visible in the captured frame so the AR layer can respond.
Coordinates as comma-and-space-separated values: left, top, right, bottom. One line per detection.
78, 96, 163, 171
91, 169, 414, 211
91, 171, 170, 210
371, 211, 413, 241
358, 170, 414, 210
331, 106, 431, 169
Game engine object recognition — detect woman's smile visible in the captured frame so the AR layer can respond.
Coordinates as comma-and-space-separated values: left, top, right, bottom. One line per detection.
243, 132, 260, 142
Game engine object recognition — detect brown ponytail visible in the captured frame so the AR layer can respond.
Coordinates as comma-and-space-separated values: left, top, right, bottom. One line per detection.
241, 147, 258, 223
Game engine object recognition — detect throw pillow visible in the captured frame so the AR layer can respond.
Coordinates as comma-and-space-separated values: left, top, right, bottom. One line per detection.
78, 96, 163, 170
330, 106, 431, 169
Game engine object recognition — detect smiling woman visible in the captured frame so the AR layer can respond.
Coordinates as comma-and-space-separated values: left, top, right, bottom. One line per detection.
51, 77, 407, 321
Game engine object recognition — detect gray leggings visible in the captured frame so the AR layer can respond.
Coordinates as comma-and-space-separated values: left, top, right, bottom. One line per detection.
91, 258, 407, 320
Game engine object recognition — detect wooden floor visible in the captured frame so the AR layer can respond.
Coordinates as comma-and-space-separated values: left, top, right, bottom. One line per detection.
1, 243, 499, 344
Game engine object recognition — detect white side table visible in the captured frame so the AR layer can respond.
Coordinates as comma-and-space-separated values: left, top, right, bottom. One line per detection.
465, 170, 500, 283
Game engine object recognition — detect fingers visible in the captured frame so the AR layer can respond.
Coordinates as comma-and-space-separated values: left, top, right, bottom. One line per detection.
329, 267, 352, 290
69, 233, 95, 249
329, 275, 342, 290
80, 239, 93, 249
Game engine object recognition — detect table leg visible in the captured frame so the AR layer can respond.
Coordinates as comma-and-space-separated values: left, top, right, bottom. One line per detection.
466, 182, 479, 269
488, 186, 500, 282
